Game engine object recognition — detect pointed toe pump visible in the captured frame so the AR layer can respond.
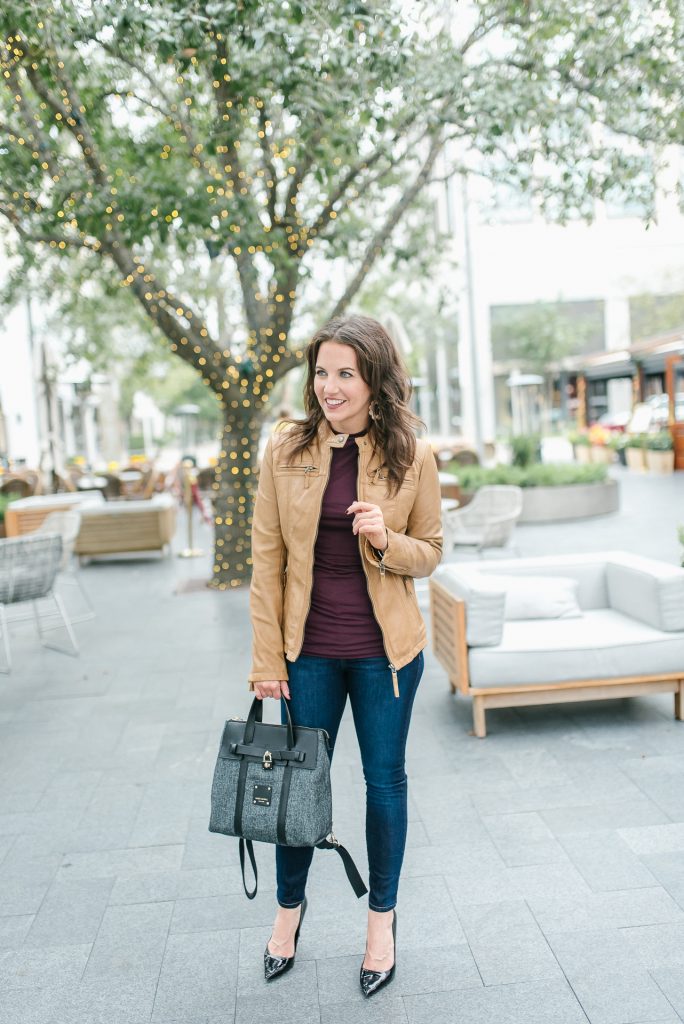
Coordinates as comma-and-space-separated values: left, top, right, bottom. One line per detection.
263, 898, 307, 982
360, 910, 397, 998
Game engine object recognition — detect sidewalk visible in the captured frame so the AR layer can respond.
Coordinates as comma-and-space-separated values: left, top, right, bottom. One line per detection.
0, 467, 683, 1023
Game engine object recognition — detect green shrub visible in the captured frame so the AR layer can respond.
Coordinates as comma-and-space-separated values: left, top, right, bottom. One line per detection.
644, 431, 673, 451
0, 492, 22, 522
510, 435, 541, 468
568, 431, 591, 446
448, 462, 608, 490
626, 433, 647, 448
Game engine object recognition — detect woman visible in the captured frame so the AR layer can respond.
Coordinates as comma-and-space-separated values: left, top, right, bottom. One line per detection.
249, 314, 442, 995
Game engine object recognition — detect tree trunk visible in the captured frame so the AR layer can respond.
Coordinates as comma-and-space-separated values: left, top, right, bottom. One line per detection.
209, 406, 266, 589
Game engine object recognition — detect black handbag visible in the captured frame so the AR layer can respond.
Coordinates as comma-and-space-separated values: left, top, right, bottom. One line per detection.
209, 696, 368, 900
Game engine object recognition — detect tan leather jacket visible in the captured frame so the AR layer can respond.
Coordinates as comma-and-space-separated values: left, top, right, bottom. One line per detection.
248, 419, 443, 695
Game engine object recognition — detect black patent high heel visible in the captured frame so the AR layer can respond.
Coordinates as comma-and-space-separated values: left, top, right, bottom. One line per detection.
360, 910, 396, 997
263, 897, 307, 982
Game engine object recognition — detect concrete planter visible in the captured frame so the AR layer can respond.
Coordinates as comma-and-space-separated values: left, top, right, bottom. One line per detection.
519, 479, 619, 523
645, 449, 675, 474
575, 445, 592, 464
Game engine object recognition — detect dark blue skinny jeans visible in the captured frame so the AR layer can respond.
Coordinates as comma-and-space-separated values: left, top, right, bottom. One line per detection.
275, 651, 424, 912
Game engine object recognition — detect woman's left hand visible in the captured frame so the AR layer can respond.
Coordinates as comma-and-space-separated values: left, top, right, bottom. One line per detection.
347, 501, 388, 551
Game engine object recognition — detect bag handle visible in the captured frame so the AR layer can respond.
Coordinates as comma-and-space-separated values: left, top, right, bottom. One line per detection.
244, 695, 295, 749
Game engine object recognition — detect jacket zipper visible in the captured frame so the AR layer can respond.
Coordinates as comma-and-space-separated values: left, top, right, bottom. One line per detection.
357, 448, 399, 699
292, 450, 333, 660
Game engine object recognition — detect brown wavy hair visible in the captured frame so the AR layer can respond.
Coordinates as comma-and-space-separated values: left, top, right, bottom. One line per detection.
283, 315, 423, 496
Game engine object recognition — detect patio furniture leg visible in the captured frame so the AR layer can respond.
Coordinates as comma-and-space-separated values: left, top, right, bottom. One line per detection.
61, 568, 96, 623
472, 697, 487, 738
0, 603, 11, 673
449, 675, 457, 694
32, 593, 79, 657
675, 680, 683, 721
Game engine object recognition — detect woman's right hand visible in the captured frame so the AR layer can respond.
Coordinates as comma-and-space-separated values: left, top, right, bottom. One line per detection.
253, 679, 290, 700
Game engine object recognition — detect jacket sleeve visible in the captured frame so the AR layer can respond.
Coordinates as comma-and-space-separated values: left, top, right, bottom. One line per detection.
248, 436, 289, 686
363, 440, 443, 578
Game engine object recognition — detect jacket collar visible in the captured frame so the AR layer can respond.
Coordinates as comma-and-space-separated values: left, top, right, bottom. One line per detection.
315, 417, 370, 449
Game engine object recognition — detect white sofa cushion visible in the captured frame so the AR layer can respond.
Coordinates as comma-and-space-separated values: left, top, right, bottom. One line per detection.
468, 609, 684, 688
481, 574, 582, 621
433, 566, 505, 647
473, 556, 609, 610
605, 553, 684, 632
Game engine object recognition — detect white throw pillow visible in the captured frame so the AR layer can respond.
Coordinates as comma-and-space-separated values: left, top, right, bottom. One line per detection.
477, 574, 583, 621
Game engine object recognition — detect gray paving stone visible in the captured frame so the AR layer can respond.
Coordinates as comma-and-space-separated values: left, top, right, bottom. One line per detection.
0, 878, 49, 915
403, 977, 588, 1024
152, 930, 239, 1021
543, 927, 643, 977
320, 998, 405, 1024
529, 889, 684, 934
651, 966, 684, 1018
83, 901, 173, 980
619, 824, 684, 856
0, 913, 34, 948
505, 860, 593, 899
557, 829, 661, 891
0, 942, 91, 990
109, 866, 243, 905
57, 843, 185, 880
456, 900, 562, 985
24, 876, 115, 948
77, 783, 145, 834
481, 811, 569, 867
568, 967, 678, 1024
541, 799, 670, 836
621, 923, 684, 970
170, 891, 276, 933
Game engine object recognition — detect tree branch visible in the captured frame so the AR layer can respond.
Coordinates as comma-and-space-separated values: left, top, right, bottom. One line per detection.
328, 131, 444, 319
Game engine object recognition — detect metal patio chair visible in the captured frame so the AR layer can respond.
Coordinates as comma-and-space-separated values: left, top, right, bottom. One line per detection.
31, 510, 95, 622
443, 484, 524, 556
0, 533, 79, 673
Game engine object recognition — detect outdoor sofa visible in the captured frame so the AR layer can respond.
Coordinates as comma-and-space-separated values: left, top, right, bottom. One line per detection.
5, 492, 176, 559
430, 551, 684, 738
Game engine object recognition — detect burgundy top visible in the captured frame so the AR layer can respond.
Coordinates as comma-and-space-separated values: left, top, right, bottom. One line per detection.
300, 431, 386, 659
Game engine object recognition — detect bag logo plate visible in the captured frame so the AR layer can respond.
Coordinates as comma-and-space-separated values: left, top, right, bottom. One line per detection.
252, 784, 272, 806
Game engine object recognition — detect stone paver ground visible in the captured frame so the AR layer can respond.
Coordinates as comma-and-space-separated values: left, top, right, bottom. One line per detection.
1, 465, 683, 1023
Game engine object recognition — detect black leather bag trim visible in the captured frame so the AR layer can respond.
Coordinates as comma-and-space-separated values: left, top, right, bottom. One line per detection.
218, 720, 321, 770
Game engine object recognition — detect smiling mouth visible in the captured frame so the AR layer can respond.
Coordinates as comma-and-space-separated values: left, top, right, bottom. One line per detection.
324, 399, 345, 408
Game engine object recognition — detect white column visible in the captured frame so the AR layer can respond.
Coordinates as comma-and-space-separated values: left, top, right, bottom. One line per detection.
453, 174, 496, 453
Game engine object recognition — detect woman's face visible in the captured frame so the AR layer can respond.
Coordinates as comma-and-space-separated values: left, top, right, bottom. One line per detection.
313, 341, 373, 435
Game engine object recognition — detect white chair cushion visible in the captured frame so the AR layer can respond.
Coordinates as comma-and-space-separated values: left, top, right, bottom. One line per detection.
469, 609, 684, 688
478, 575, 582, 621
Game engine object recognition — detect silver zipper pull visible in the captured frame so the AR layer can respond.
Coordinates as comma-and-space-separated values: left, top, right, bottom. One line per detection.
304, 466, 316, 489
389, 663, 399, 698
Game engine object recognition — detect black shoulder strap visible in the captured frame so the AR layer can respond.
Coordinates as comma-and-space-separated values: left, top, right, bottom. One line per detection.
239, 838, 258, 900
237, 835, 367, 901
317, 837, 368, 899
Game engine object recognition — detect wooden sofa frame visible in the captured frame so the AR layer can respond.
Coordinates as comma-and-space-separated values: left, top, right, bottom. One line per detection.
430, 578, 684, 739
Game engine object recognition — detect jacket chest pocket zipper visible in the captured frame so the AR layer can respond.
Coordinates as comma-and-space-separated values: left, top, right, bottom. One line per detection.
278, 465, 319, 487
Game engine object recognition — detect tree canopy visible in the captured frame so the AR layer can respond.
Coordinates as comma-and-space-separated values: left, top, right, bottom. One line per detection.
1, 0, 681, 585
